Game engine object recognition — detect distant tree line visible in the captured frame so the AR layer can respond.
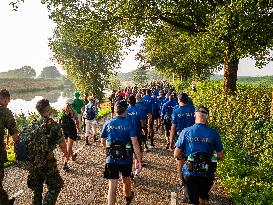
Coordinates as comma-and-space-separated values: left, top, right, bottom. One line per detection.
0, 66, 62, 79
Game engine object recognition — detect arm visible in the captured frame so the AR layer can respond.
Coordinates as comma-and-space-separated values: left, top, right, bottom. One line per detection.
174, 147, 183, 161
101, 138, 106, 147
216, 151, 224, 161
169, 124, 176, 150
131, 137, 142, 164
58, 140, 68, 158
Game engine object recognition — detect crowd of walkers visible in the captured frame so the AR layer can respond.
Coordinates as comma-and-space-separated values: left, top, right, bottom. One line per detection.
0, 80, 224, 205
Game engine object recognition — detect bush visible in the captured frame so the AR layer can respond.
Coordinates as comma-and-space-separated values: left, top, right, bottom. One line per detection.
185, 81, 273, 204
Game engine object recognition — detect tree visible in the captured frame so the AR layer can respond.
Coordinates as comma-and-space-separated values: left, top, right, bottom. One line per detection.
133, 68, 148, 85
44, 0, 273, 94
138, 25, 221, 81
39, 66, 61, 78
48, 3, 123, 97
0, 66, 36, 78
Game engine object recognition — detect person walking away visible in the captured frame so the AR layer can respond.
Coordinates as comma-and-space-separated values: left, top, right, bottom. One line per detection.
59, 98, 80, 171
161, 93, 177, 149
135, 93, 152, 152
0, 89, 19, 205
72, 92, 85, 135
82, 92, 89, 132
27, 99, 68, 205
84, 96, 97, 145
109, 90, 116, 118
174, 106, 224, 205
169, 93, 195, 184
126, 95, 143, 176
101, 101, 142, 205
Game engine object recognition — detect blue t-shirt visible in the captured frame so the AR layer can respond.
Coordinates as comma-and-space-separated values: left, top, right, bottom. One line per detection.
161, 99, 177, 119
100, 116, 135, 164
135, 101, 150, 121
172, 105, 195, 133
126, 105, 142, 140
175, 123, 223, 177
143, 95, 160, 117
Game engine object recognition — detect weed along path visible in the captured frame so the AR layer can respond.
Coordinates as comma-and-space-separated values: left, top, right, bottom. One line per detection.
4, 116, 233, 205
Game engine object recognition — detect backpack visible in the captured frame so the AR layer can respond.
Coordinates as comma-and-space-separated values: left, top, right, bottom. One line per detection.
86, 104, 96, 120
14, 118, 54, 170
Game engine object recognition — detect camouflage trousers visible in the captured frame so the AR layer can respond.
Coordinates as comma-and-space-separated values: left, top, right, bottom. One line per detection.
27, 159, 64, 205
0, 143, 10, 205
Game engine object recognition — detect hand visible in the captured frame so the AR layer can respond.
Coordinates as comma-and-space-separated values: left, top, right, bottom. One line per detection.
12, 133, 19, 143
169, 140, 175, 151
137, 160, 142, 170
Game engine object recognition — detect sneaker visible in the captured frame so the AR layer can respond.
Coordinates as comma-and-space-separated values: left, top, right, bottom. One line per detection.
125, 192, 134, 205
144, 148, 148, 152
85, 140, 90, 145
63, 163, 71, 172
72, 153, 77, 161
8, 198, 15, 205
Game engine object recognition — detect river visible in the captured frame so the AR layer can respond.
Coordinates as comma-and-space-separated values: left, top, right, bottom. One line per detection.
7, 88, 75, 115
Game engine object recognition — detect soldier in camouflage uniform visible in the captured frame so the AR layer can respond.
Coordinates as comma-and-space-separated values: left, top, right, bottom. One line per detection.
0, 89, 19, 205
27, 99, 68, 205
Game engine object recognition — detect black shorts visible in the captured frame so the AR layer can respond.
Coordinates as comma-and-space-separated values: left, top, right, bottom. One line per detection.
111, 106, 114, 114
63, 127, 77, 141
103, 163, 132, 179
182, 174, 214, 204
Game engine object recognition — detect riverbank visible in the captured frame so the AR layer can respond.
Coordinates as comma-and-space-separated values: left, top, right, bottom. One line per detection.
0, 78, 67, 93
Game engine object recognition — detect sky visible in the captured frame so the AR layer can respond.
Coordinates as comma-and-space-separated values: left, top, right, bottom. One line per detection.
0, 0, 272, 76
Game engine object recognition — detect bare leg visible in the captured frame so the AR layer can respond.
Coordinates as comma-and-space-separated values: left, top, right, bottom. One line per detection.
122, 177, 131, 197
108, 179, 118, 205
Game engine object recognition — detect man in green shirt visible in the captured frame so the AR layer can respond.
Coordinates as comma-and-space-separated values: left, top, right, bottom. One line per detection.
72, 92, 84, 134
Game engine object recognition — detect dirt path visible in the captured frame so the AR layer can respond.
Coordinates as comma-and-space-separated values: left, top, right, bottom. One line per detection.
3, 116, 233, 205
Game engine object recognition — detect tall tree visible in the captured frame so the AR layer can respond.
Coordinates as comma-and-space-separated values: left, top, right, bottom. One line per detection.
133, 68, 148, 85
39, 66, 61, 78
48, 3, 123, 96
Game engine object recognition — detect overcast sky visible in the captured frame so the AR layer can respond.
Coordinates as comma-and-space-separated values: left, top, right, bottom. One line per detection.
0, 0, 272, 76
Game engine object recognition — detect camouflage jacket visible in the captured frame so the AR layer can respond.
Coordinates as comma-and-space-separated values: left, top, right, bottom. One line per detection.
0, 105, 17, 142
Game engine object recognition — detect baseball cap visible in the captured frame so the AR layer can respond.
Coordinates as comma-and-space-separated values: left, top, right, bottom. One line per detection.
196, 106, 209, 115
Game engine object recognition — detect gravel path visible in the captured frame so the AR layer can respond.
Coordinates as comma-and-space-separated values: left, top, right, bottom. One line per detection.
3, 117, 233, 205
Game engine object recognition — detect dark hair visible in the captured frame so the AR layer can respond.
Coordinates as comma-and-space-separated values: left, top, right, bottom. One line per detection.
36, 99, 50, 114
128, 95, 136, 105
146, 89, 151, 95
0, 89, 10, 99
178, 93, 188, 103
196, 106, 209, 115
115, 100, 127, 115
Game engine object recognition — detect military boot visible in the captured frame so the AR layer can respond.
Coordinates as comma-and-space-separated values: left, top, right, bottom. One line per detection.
43, 189, 60, 205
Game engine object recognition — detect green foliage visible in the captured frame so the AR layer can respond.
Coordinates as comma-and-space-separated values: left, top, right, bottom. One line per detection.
0, 66, 36, 79
39, 66, 61, 79
97, 106, 111, 120
43, 0, 273, 93
186, 81, 273, 204
132, 68, 148, 85
108, 74, 121, 90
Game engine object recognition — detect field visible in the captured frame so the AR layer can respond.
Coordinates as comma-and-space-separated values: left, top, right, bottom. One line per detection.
0, 78, 65, 93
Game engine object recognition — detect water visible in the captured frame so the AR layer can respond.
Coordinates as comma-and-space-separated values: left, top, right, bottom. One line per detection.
7, 88, 75, 115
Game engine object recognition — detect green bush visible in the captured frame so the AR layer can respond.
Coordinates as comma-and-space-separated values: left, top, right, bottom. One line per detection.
185, 81, 273, 205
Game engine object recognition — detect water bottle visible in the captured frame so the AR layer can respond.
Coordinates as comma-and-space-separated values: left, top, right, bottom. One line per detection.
211, 154, 217, 172
187, 154, 194, 162
106, 139, 111, 148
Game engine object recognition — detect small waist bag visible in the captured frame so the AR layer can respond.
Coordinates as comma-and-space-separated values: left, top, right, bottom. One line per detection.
106, 141, 131, 160
185, 152, 217, 173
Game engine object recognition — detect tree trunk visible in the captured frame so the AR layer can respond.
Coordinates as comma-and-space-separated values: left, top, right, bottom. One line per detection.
222, 47, 239, 95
